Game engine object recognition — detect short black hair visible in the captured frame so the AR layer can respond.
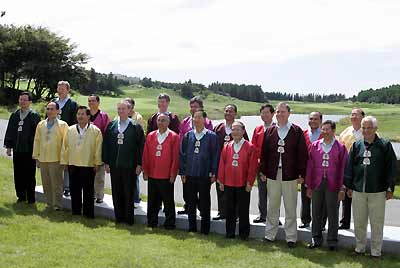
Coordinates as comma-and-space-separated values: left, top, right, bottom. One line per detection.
310, 111, 323, 121
190, 96, 204, 108
77, 105, 91, 116
158, 93, 170, 103
124, 97, 135, 107
89, 94, 100, 102
194, 109, 207, 118
225, 104, 237, 113
48, 101, 60, 110
322, 120, 336, 130
260, 103, 274, 113
20, 91, 33, 101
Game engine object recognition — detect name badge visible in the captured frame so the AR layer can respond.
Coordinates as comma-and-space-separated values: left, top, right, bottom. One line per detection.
18, 126, 23, 132
322, 160, 329, 167
277, 146, 285, 153
323, 153, 329, 160
156, 150, 161, 157
278, 139, 285, 146
232, 160, 239, 167
117, 133, 124, 139
224, 135, 230, 142
18, 120, 24, 126
363, 158, 370, 165
363, 150, 371, 158
195, 140, 200, 147
117, 138, 124, 145
233, 153, 239, 160
194, 147, 200, 154
156, 144, 162, 150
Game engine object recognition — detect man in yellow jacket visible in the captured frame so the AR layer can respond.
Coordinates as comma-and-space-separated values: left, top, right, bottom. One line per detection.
33, 102, 69, 211
61, 106, 103, 218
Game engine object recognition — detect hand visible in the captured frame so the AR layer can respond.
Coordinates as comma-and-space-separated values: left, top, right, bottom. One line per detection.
338, 191, 345, 201
210, 176, 216, 183
143, 174, 148, 181
169, 176, 176, 184
181, 175, 187, 184
261, 174, 267, 182
219, 183, 224, 192
135, 165, 142, 176
93, 165, 100, 173
6, 148, 12, 156
105, 164, 110, 174
36, 160, 40, 168
386, 191, 394, 200
306, 188, 312, 199
297, 175, 304, 184
245, 183, 252, 192
347, 189, 353, 198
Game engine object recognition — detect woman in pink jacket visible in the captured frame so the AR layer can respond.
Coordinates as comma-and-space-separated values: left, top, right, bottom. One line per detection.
305, 120, 348, 251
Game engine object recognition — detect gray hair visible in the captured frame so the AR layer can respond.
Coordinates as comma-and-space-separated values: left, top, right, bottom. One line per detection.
361, 116, 378, 128
57, 80, 70, 90
276, 102, 291, 112
157, 113, 170, 122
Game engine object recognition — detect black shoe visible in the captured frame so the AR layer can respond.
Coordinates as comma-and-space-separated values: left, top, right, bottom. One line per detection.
299, 223, 310, 228
177, 210, 188, 215
16, 198, 26, 203
253, 217, 266, 223
329, 245, 338, 251
95, 198, 103, 204
63, 190, 70, 197
226, 234, 235, 239
164, 225, 176, 230
187, 228, 197, 233
212, 215, 225, 221
279, 221, 283, 226
308, 242, 322, 249
321, 227, 326, 232
287, 241, 297, 248
27, 200, 36, 205
263, 237, 273, 243
338, 224, 350, 230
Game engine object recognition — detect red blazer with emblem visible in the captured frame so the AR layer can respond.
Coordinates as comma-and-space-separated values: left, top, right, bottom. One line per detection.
303, 129, 323, 151
142, 130, 180, 179
217, 140, 258, 187
251, 125, 266, 162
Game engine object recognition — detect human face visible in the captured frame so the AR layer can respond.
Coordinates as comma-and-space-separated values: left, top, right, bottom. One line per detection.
231, 122, 245, 141
350, 109, 363, 127
308, 112, 322, 130
321, 124, 335, 141
362, 120, 377, 142
189, 102, 201, 116
224, 105, 236, 122
77, 109, 90, 126
88, 96, 99, 110
275, 104, 290, 125
19, 94, 31, 110
193, 111, 205, 129
157, 114, 170, 132
46, 102, 58, 119
158, 98, 169, 113
57, 84, 69, 100
117, 103, 129, 120
260, 108, 274, 124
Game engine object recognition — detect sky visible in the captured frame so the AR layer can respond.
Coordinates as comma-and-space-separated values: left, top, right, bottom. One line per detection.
2, 0, 400, 96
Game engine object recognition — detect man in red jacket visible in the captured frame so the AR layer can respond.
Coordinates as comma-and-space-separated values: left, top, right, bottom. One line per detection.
142, 113, 180, 230
251, 104, 275, 223
218, 121, 258, 240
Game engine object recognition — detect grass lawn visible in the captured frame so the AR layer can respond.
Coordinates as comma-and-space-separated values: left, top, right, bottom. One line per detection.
0, 157, 400, 267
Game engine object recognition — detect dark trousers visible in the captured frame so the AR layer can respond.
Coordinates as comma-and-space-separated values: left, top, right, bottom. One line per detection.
110, 168, 136, 225
225, 186, 250, 239
216, 181, 226, 217
12, 152, 36, 203
301, 183, 328, 227
187, 176, 211, 234
69, 166, 95, 218
257, 173, 268, 219
340, 194, 352, 226
147, 178, 176, 228
311, 178, 339, 246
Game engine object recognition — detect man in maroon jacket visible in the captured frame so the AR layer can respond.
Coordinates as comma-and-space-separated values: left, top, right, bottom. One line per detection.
146, 93, 180, 135
260, 102, 308, 248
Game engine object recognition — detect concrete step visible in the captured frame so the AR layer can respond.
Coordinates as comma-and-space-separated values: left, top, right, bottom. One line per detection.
35, 186, 400, 254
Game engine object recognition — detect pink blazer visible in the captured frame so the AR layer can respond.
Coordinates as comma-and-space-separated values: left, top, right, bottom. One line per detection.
305, 139, 348, 192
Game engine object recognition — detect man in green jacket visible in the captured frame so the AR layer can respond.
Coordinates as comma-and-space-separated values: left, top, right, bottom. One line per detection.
102, 100, 145, 225
4, 91, 41, 204
345, 116, 397, 258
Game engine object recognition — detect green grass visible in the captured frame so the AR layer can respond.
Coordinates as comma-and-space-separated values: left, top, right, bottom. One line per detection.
1, 157, 400, 267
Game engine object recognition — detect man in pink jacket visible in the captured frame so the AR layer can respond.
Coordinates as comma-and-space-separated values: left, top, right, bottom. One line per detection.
305, 120, 348, 251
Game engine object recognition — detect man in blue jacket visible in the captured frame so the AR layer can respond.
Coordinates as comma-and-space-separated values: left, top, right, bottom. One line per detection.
179, 110, 219, 234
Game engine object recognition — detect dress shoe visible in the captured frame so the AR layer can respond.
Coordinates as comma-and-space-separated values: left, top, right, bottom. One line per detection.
329, 245, 338, 251
177, 210, 188, 215
308, 242, 321, 249
287, 241, 297, 248
253, 217, 266, 223
299, 223, 310, 228
279, 221, 283, 226
321, 227, 326, 232
212, 215, 225, 221
95, 198, 103, 204
263, 237, 273, 243
63, 190, 70, 197
338, 224, 350, 230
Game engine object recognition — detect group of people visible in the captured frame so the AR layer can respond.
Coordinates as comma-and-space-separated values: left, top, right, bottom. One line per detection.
4, 80, 397, 258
